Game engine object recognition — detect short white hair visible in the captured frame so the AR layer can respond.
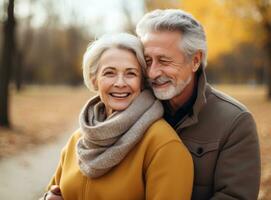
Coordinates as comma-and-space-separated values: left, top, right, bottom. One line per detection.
136, 9, 208, 68
82, 33, 146, 90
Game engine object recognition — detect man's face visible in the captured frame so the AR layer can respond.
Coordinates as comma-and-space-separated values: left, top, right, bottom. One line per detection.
142, 31, 195, 100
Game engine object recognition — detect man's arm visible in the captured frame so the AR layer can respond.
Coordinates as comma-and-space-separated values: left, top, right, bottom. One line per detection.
211, 112, 261, 199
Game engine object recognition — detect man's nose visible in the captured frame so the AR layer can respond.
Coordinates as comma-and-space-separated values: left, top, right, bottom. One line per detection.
148, 61, 162, 80
114, 75, 126, 87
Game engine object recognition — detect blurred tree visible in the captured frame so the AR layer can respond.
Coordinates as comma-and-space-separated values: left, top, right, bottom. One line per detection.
0, 0, 16, 128
207, 42, 268, 84
145, 0, 179, 10
0, 2, 3, 56
14, 0, 35, 91
180, 0, 253, 65
121, 0, 136, 34
20, 0, 90, 85
22, 25, 88, 85
225, 0, 271, 98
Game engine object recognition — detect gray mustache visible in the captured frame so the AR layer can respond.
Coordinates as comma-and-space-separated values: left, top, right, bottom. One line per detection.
149, 76, 172, 84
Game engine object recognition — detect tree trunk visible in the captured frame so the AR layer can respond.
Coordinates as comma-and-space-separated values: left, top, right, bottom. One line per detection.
268, 75, 271, 99
267, 49, 271, 99
0, 0, 16, 127
14, 50, 23, 91
264, 23, 271, 99
256, 2, 271, 99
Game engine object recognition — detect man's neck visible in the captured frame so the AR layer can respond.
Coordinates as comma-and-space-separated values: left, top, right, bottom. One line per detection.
169, 75, 197, 111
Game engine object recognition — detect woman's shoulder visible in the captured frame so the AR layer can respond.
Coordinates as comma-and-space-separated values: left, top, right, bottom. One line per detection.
140, 118, 185, 154
62, 129, 82, 151
68, 129, 82, 142
140, 119, 191, 171
144, 118, 181, 143
71, 129, 82, 140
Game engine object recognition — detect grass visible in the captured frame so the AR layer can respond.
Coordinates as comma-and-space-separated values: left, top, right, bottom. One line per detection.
0, 84, 270, 199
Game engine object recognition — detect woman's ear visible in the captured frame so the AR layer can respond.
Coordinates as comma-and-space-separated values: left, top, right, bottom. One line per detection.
192, 51, 202, 72
91, 77, 98, 90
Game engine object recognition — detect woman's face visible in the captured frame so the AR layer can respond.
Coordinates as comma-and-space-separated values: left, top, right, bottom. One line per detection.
93, 48, 142, 116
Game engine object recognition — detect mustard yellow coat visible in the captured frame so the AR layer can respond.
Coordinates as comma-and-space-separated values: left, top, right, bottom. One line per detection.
47, 119, 193, 200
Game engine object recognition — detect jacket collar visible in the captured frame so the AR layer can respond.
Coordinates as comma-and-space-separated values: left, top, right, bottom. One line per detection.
175, 67, 208, 131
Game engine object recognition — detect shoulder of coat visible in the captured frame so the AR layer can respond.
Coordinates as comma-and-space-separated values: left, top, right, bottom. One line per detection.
208, 85, 249, 112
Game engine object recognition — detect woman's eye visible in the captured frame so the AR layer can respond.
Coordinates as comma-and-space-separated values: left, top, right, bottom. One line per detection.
126, 72, 137, 77
103, 71, 115, 76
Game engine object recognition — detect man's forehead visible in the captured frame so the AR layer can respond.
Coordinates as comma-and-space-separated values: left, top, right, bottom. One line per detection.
141, 31, 182, 49
142, 32, 182, 56
142, 30, 181, 41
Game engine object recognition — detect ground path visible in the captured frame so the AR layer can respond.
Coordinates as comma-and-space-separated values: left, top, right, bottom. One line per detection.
0, 129, 72, 200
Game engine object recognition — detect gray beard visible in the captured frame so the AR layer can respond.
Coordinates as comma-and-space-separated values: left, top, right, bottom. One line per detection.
153, 75, 192, 100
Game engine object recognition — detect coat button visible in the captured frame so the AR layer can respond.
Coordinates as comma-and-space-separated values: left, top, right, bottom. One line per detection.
197, 147, 204, 155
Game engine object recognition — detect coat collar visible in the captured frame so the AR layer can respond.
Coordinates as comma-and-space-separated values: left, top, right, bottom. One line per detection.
175, 68, 208, 131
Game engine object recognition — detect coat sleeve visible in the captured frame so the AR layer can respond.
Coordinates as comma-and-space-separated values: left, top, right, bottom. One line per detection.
145, 140, 194, 200
211, 112, 261, 200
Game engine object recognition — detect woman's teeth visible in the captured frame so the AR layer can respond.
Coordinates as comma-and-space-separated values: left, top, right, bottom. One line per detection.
110, 93, 130, 98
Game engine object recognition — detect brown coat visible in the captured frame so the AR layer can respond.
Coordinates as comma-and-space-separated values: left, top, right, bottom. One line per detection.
173, 70, 261, 200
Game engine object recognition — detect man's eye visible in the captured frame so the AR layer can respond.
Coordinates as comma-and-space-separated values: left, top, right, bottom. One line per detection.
160, 59, 171, 64
146, 60, 152, 66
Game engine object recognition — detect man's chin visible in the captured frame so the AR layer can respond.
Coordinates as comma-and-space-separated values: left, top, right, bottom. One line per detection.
153, 89, 177, 100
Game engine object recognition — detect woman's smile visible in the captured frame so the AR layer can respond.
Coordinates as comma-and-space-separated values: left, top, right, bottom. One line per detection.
109, 92, 131, 98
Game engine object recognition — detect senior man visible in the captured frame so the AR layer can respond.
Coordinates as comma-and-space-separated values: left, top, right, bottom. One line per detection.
136, 9, 261, 200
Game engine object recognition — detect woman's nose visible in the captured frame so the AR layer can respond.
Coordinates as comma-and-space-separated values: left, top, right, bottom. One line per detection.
114, 75, 126, 87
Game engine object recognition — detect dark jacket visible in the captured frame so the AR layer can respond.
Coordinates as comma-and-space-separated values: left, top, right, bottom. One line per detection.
171, 70, 261, 200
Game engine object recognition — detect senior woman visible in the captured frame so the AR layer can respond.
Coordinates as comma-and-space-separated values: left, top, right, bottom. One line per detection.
42, 33, 193, 200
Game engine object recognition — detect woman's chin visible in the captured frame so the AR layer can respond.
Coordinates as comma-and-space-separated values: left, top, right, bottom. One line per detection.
108, 103, 131, 113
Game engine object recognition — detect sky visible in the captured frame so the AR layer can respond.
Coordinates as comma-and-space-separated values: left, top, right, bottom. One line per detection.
9, 0, 145, 36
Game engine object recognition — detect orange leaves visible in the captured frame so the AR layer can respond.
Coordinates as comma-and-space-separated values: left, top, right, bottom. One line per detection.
180, 0, 253, 61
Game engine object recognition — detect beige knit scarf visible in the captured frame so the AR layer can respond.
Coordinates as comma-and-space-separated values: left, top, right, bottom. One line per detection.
76, 90, 163, 178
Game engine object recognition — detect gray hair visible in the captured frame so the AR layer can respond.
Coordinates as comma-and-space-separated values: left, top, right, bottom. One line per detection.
136, 9, 208, 68
82, 33, 147, 90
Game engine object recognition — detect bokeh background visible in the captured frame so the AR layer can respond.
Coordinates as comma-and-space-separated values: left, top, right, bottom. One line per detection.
0, 0, 270, 199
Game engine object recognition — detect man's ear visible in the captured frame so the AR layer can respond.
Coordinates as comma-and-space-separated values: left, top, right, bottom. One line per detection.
192, 51, 202, 72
